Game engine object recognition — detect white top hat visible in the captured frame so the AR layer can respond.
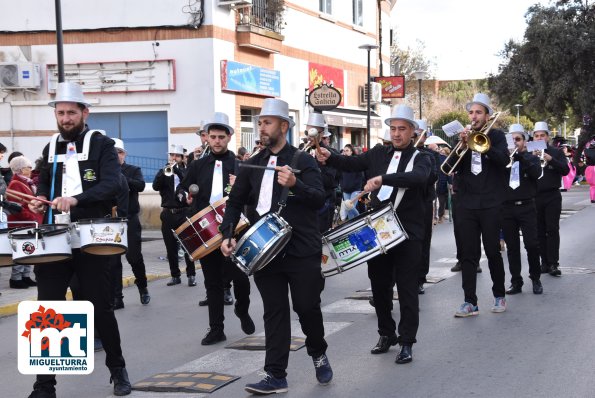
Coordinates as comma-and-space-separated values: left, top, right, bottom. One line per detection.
169, 144, 184, 155
306, 112, 326, 128
465, 93, 493, 115
533, 121, 550, 134
384, 104, 419, 129
203, 112, 234, 135
113, 138, 125, 152
415, 119, 428, 132
48, 82, 92, 108
382, 129, 391, 142
255, 98, 296, 128
196, 120, 209, 135
323, 126, 331, 138
509, 123, 528, 140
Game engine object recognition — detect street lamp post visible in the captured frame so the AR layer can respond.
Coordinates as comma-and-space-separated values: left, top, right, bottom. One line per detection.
563, 115, 569, 139
514, 104, 522, 123
359, 43, 379, 151
413, 71, 426, 119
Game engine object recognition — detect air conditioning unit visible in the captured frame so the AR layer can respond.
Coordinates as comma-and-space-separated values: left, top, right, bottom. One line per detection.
0, 62, 41, 89
218, 0, 252, 7
359, 82, 382, 106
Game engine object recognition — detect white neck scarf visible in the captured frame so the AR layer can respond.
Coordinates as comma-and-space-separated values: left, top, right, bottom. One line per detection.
256, 155, 277, 215
209, 160, 224, 204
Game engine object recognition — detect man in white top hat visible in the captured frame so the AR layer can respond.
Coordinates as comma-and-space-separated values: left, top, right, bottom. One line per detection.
446, 92, 510, 317
501, 124, 543, 294
152, 144, 197, 287
532, 121, 569, 276
220, 98, 333, 394
27, 82, 132, 397
176, 112, 255, 346
317, 104, 433, 365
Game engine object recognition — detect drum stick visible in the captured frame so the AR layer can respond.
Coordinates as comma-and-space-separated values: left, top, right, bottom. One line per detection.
6, 189, 53, 206
238, 163, 302, 175
189, 184, 199, 197
307, 128, 322, 155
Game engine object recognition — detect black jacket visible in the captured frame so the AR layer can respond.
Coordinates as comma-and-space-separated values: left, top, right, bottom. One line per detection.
504, 151, 541, 201
152, 163, 189, 209
121, 163, 145, 215
37, 128, 120, 222
327, 142, 432, 241
537, 145, 570, 193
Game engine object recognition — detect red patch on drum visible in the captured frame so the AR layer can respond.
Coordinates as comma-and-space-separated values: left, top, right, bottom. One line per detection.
321, 254, 329, 264
22, 242, 36, 255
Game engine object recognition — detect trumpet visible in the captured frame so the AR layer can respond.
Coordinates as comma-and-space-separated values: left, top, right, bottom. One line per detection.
164, 163, 176, 177
506, 148, 518, 168
537, 150, 547, 179
440, 111, 503, 176
198, 144, 210, 159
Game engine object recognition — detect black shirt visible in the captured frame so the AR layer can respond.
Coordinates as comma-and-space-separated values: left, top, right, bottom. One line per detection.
537, 145, 570, 193
121, 162, 145, 215
326, 143, 432, 241
37, 128, 120, 222
116, 174, 129, 217
305, 142, 339, 198
221, 143, 325, 257
418, 146, 439, 201
152, 163, 189, 209
446, 128, 509, 209
504, 151, 541, 201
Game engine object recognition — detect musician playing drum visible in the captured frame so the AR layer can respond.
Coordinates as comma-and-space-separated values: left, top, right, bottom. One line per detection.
220, 98, 333, 394
27, 82, 132, 397
176, 112, 255, 346
317, 104, 432, 365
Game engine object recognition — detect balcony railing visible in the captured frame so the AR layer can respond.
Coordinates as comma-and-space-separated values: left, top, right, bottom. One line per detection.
237, 0, 285, 34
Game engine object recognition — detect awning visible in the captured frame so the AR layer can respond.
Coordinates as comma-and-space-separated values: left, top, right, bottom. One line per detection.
323, 108, 382, 129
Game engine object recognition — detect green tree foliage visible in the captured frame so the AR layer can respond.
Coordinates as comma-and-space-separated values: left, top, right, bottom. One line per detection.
488, 0, 595, 162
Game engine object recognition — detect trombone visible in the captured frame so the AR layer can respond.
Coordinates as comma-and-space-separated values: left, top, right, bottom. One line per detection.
440, 111, 503, 176
506, 148, 518, 168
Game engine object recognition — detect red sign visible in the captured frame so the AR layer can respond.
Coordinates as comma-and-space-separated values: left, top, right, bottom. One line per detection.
308, 62, 344, 106
374, 76, 405, 99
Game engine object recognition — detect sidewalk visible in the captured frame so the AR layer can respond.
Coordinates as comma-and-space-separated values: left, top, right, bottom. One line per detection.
0, 229, 180, 317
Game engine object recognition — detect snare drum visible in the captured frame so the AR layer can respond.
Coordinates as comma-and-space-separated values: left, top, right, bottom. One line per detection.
9, 224, 72, 265
321, 204, 407, 277
174, 197, 249, 261
78, 218, 128, 255
0, 228, 14, 267
231, 212, 292, 276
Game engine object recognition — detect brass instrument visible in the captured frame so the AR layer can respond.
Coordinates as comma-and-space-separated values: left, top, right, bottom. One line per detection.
537, 150, 547, 179
249, 147, 261, 158
198, 144, 210, 159
164, 163, 176, 177
440, 111, 503, 176
413, 129, 426, 147
506, 148, 518, 168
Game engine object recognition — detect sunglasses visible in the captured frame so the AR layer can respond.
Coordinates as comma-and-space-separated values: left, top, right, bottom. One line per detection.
513, 137, 523, 142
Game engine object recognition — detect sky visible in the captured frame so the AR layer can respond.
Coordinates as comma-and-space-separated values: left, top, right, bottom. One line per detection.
392, 0, 552, 80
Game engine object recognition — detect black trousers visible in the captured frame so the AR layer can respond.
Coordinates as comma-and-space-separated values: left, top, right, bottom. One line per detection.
112, 213, 148, 298
457, 204, 506, 306
253, 253, 327, 379
200, 249, 250, 331
33, 250, 125, 392
318, 199, 334, 234
418, 200, 434, 284
160, 209, 195, 278
502, 201, 541, 285
451, 193, 463, 262
535, 190, 562, 267
368, 240, 420, 344
437, 192, 448, 218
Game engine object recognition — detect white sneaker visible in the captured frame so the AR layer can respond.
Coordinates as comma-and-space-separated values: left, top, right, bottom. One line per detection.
491, 297, 506, 313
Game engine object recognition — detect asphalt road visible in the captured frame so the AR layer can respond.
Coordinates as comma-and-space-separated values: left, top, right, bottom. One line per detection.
1, 186, 593, 398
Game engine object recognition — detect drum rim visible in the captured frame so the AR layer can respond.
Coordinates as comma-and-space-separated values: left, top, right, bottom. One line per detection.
8, 224, 71, 238
232, 220, 292, 274
78, 217, 128, 224
12, 253, 72, 265
248, 230, 292, 274
233, 213, 289, 251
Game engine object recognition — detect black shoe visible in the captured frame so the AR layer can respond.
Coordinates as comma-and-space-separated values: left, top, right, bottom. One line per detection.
234, 308, 255, 335
201, 328, 226, 345
22, 276, 37, 286
113, 297, 125, 310
223, 288, 234, 305
167, 276, 181, 286
505, 284, 522, 295
450, 262, 462, 272
139, 287, 151, 305
188, 275, 197, 286
476, 265, 482, 273
198, 297, 209, 306
371, 334, 398, 354
418, 283, 425, 294
532, 279, 543, 294
28, 389, 56, 398
9, 279, 29, 289
109, 367, 132, 396
395, 344, 413, 364
549, 265, 561, 277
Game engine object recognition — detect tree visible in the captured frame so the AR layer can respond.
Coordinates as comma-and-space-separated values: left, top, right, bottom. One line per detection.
488, 0, 595, 162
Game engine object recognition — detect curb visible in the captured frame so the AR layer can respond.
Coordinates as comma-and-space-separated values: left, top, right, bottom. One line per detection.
0, 272, 171, 318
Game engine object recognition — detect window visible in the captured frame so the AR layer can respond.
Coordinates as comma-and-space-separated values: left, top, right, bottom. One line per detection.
240, 108, 258, 152
353, 0, 363, 26
319, 0, 332, 14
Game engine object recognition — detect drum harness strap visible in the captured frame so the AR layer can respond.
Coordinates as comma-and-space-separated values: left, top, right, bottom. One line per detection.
275, 149, 302, 216
391, 150, 419, 210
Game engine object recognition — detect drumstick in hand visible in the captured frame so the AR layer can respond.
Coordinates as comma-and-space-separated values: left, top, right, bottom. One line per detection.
307, 128, 322, 154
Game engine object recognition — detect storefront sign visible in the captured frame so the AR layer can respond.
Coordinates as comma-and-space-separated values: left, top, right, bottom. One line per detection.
221, 60, 280, 97
325, 114, 382, 129
308, 84, 342, 111
374, 76, 405, 99
308, 62, 344, 106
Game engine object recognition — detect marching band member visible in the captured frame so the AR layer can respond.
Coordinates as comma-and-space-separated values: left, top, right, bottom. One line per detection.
502, 124, 543, 294
220, 98, 333, 394
177, 112, 255, 345
413, 120, 439, 294
532, 121, 570, 276
445, 93, 509, 317
27, 82, 131, 397
317, 104, 432, 364
152, 144, 197, 287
